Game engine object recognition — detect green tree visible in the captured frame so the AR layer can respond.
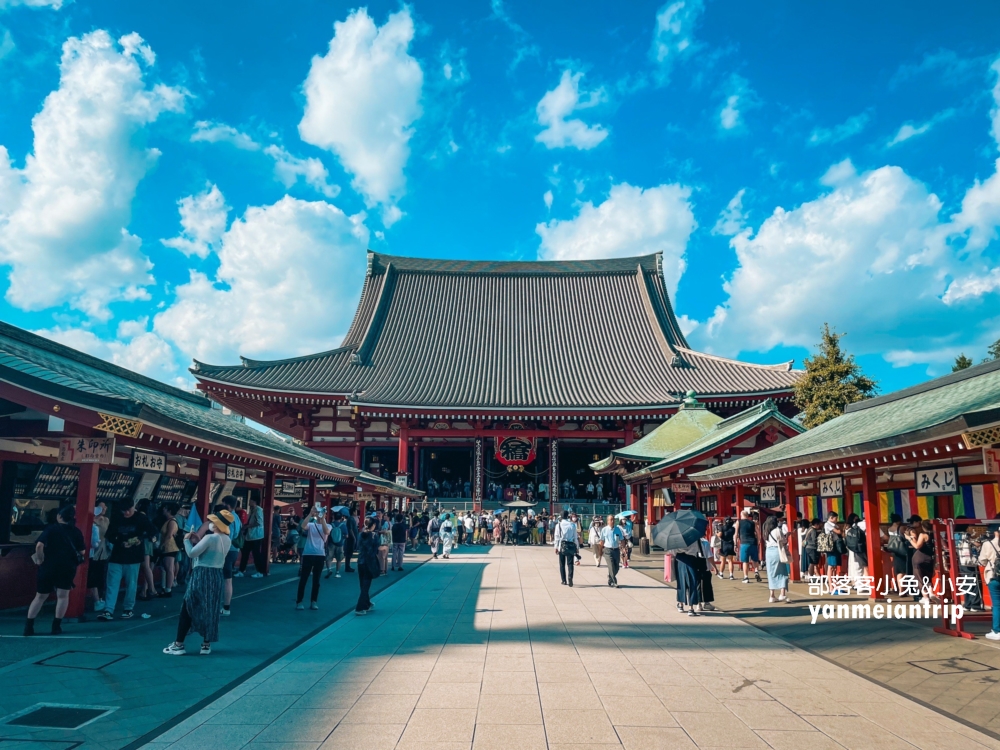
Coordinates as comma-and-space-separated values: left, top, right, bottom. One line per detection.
953, 353, 973, 372
987, 338, 1000, 362
794, 324, 878, 429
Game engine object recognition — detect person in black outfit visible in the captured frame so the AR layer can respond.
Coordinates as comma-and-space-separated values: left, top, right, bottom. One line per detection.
355, 518, 379, 615
343, 507, 359, 573
25, 505, 85, 636
390, 513, 408, 571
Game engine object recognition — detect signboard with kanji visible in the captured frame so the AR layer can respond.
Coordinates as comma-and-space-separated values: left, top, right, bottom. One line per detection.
226, 465, 246, 482
984, 447, 1000, 475
495, 435, 537, 466
59, 437, 115, 465
130, 449, 166, 474
819, 476, 843, 498
916, 466, 958, 495
671, 482, 693, 494
760, 485, 777, 503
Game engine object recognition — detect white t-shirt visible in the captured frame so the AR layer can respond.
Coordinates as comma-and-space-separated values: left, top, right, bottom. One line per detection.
464, 517, 474, 532
302, 520, 329, 556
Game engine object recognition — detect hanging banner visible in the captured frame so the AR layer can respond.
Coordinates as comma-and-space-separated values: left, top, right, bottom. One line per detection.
984, 447, 1000, 475
495, 435, 537, 466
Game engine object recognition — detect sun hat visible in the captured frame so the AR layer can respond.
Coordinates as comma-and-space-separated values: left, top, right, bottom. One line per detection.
208, 512, 230, 534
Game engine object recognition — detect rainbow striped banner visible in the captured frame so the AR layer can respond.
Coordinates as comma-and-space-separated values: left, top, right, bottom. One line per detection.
953, 483, 1000, 519
797, 484, 1000, 521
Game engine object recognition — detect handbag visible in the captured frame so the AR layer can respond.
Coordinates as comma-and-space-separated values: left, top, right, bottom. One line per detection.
773, 529, 789, 564
886, 533, 907, 556
560, 539, 578, 556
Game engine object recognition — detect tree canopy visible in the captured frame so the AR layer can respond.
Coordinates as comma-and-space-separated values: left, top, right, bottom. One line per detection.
794, 324, 878, 429
953, 353, 973, 372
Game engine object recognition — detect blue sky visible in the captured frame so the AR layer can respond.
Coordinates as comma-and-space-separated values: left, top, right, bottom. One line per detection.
1, 0, 999, 396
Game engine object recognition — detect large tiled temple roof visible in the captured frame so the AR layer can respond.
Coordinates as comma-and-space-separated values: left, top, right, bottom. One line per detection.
193, 252, 801, 411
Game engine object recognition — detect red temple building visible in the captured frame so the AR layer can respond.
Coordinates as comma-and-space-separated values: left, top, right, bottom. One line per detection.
193, 252, 802, 508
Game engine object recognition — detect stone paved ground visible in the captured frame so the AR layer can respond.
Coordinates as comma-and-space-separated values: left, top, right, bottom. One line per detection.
0, 551, 429, 749
136, 545, 1000, 750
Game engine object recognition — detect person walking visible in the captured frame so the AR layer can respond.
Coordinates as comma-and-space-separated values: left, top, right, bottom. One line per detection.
219, 496, 242, 616
553, 511, 578, 587
157, 504, 181, 597
296, 504, 329, 610
428, 511, 442, 559
618, 517, 632, 568
674, 538, 704, 616
270, 510, 282, 564
589, 516, 604, 566
977, 528, 1000, 640
100, 500, 155, 621
238, 496, 266, 578
763, 514, 789, 603
163, 512, 232, 656
24, 506, 85, 636
343, 507, 359, 573
391, 513, 407, 571
601, 515, 625, 587
719, 517, 737, 579
736, 510, 760, 583
324, 512, 347, 578
355, 518, 379, 615
440, 513, 455, 559
377, 515, 391, 575
87, 500, 110, 613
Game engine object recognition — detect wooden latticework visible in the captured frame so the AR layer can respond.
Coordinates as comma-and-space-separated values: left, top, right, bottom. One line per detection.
95, 413, 143, 438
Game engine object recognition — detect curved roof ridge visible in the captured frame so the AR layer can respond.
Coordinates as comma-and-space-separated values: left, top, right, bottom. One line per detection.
193, 343, 357, 374
677, 347, 796, 371
368, 251, 662, 276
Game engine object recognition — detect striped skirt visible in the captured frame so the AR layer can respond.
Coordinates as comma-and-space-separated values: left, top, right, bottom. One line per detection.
184, 566, 224, 643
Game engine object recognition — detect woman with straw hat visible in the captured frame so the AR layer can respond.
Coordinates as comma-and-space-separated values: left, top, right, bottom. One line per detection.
163, 510, 232, 656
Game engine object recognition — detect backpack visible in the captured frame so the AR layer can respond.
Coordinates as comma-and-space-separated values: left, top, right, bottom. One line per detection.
329, 523, 343, 545
817, 531, 835, 554
844, 525, 864, 552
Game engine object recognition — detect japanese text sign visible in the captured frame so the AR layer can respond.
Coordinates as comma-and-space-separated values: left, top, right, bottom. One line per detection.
916, 466, 958, 495
130, 449, 166, 473
59, 437, 115, 465
819, 476, 843, 498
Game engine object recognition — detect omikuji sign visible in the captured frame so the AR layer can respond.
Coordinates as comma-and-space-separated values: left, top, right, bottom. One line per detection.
59, 437, 115, 464
916, 466, 958, 495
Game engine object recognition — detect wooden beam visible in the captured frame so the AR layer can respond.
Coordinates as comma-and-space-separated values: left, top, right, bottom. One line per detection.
67, 462, 98, 620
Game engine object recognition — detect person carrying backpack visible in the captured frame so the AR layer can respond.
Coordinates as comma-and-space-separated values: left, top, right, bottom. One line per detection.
844, 513, 868, 577
324, 513, 346, 579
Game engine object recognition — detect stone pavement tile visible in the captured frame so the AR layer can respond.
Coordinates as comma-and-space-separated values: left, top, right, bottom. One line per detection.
251, 708, 347, 743
399, 708, 477, 743
697, 675, 774, 702
417, 683, 482, 708
542, 709, 619, 743
365, 670, 430, 694
534, 660, 589, 682
248, 670, 324, 696
601, 695, 677, 726
481, 670, 538, 695
244, 743, 320, 750
471, 723, 547, 750
804, 716, 917, 750
477, 693, 542, 724
293, 681, 369, 709
672, 711, 769, 748
431, 662, 484, 682
384, 655, 440, 671
633, 664, 702, 686
725, 699, 814, 731
342, 693, 417, 723
319, 722, 405, 750
762, 688, 859, 717
538, 681, 603, 709
549, 745, 623, 750
615, 725, 698, 750
590, 673, 657, 697
838, 700, 955, 734
754, 729, 848, 750
396, 742, 471, 750
484, 654, 534, 671
206, 694, 300, 724
649, 683, 729, 712
903, 732, 1000, 750
165, 722, 265, 750
152, 710, 222, 743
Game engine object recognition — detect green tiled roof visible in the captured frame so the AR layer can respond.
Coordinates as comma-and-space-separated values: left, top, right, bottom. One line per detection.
691, 359, 1000, 484
626, 399, 804, 481
0, 320, 420, 495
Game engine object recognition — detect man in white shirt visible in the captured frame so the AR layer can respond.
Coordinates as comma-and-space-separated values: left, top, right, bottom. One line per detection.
553, 511, 578, 587
600, 515, 625, 587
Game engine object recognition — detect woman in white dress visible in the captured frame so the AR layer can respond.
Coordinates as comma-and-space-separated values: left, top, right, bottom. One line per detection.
440, 513, 455, 559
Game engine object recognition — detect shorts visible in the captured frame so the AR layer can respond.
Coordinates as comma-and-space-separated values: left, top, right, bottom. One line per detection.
721, 543, 735, 557
826, 553, 840, 567
159, 551, 178, 559
37, 565, 76, 594
805, 549, 819, 566
738, 543, 758, 563
328, 544, 344, 563
223, 548, 239, 579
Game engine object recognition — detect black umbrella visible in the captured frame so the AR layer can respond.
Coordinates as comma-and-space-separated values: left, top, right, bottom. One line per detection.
653, 509, 708, 553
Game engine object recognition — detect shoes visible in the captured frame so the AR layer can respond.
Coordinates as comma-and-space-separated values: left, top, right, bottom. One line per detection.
157, 591, 172, 598
325, 570, 332, 579
561, 580, 567, 585
121, 610, 134, 619
163, 643, 186, 655
368, 603, 375, 611
94, 599, 106, 612
221, 608, 231, 616
677, 602, 684, 611
23, 619, 34, 636
355, 609, 368, 616
742, 578, 750, 584
97, 611, 113, 622
310, 602, 319, 610
769, 597, 776, 603
251, 573, 264, 579
716, 573, 723, 579
568, 582, 573, 587
233, 571, 244, 578
986, 631, 1000, 641
777, 596, 787, 602
345, 567, 355, 572
296, 603, 305, 610
688, 610, 698, 617
335, 573, 341, 578
755, 571, 762, 582
200, 643, 212, 655
701, 603, 717, 611
729, 575, 735, 580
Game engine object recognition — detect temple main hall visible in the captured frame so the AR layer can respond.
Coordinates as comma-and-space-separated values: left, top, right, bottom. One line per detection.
192, 252, 801, 507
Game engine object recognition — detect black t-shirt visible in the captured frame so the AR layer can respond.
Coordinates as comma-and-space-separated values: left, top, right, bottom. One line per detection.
106, 511, 156, 565
38, 522, 85, 573
738, 519, 757, 544
391, 521, 408, 544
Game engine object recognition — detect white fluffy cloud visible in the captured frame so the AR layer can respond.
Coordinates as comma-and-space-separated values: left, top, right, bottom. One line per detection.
161, 183, 229, 259
536, 183, 696, 298
650, 0, 703, 83
700, 59, 1000, 370
887, 108, 955, 147
299, 7, 422, 225
154, 196, 369, 364
808, 112, 869, 145
0, 0, 64, 8
191, 121, 338, 197
535, 70, 608, 150
36, 322, 180, 384
0, 31, 184, 320
712, 188, 746, 236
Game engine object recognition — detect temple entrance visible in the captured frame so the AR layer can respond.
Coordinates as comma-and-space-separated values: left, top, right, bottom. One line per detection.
557, 445, 617, 502
361, 447, 397, 480
484, 439, 549, 504
419, 446, 473, 498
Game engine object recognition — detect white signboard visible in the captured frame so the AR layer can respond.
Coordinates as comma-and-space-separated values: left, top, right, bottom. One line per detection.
819, 476, 843, 498
59, 437, 115, 465
916, 466, 958, 495
760, 485, 777, 503
984, 448, 1000, 476
226, 465, 246, 482
671, 482, 693, 494
130, 449, 166, 474
395, 474, 408, 487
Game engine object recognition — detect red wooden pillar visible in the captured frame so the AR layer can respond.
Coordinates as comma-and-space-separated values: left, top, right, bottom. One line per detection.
353, 433, 362, 469
785, 477, 800, 582
736, 484, 746, 514
645, 482, 654, 528
398, 423, 409, 476
196, 458, 211, 520
308, 477, 317, 513
68, 462, 99, 620
862, 466, 885, 600
261, 470, 275, 575
720, 487, 733, 517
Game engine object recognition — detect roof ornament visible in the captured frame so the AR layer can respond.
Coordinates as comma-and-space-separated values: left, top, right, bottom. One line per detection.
679, 390, 703, 410
669, 351, 689, 368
